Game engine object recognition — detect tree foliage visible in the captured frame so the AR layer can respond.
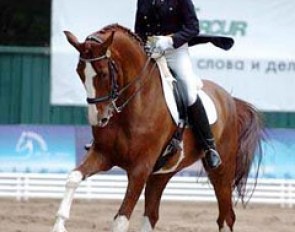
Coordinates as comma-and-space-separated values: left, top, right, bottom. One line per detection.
0, 0, 51, 46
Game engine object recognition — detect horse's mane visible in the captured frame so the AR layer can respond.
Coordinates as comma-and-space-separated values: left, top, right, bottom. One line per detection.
95, 23, 144, 46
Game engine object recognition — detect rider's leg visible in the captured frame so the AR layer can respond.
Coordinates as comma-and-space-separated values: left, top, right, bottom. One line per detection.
187, 97, 221, 169
165, 44, 221, 169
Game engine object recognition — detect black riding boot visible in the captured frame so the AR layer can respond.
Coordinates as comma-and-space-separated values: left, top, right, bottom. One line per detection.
187, 97, 221, 169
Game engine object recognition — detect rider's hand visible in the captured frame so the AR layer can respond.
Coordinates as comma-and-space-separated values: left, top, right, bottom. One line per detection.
155, 36, 173, 52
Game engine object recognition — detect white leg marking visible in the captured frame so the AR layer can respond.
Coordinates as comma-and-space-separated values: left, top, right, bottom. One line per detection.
51, 171, 83, 232
112, 215, 129, 232
140, 216, 153, 232
84, 63, 98, 125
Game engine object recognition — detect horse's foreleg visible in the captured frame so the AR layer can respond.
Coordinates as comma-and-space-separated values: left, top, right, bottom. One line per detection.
112, 167, 151, 232
51, 170, 82, 232
51, 148, 112, 232
140, 173, 174, 232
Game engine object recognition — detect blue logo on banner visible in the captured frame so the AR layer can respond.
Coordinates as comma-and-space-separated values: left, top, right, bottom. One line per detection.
0, 126, 76, 173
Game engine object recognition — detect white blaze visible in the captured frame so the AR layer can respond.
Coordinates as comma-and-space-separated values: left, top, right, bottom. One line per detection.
84, 63, 98, 125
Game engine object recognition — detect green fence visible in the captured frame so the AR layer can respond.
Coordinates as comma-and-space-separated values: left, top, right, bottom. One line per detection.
0, 46, 295, 127
0, 46, 87, 125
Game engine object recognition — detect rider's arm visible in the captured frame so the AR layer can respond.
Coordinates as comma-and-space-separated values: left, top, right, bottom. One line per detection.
171, 0, 200, 49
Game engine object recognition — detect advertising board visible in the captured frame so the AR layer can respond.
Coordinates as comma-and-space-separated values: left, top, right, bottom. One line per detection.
0, 126, 75, 173
51, 0, 295, 111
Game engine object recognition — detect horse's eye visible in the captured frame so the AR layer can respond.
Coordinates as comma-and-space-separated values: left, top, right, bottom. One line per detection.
98, 72, 108, 79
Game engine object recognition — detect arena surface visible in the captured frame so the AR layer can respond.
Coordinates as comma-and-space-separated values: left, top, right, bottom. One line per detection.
0, 199, 294, 232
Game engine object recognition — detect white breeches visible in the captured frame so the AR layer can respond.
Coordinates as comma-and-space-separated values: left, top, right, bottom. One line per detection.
164, 43, 203, 106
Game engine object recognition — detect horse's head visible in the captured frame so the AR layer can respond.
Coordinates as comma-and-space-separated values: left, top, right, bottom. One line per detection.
64, 30, 120, 127
64, 25, 147, 127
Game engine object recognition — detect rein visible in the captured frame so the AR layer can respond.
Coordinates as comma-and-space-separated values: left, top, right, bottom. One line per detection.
79, 35, 157, 113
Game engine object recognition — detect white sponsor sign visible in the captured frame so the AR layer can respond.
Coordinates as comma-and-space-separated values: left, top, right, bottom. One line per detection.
51, 0, 295, 111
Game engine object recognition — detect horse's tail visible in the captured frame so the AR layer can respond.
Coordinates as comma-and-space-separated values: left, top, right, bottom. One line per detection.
234, 97, 264, 204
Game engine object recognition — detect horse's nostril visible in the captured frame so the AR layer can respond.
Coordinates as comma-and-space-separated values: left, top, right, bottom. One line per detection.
101, 118, 108, 124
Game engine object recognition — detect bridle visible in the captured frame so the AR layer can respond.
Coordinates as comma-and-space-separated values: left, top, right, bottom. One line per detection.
79, 34, 156, 113
80, 35, 119, 107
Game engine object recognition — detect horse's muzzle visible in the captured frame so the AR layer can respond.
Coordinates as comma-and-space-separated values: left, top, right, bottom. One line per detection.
87, 97, 116, 127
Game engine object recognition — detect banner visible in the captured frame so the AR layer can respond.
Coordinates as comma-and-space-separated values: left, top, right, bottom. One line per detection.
51, 0, 295, 111
256, 129, 295, 179
0, 126, 294, 178
190, 0, 295, 112
0, 126, 75, 173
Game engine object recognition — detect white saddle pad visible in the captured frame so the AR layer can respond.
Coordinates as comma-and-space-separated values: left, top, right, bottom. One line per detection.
155, 57, 217, 125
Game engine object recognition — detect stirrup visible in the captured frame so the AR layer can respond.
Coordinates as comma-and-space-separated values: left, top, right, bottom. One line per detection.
84, 142, 92, 151
203, 148, 221, 169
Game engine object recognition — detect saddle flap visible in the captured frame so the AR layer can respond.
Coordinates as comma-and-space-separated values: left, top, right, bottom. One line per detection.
155, 57, 217, 125
198, 90, 217, 125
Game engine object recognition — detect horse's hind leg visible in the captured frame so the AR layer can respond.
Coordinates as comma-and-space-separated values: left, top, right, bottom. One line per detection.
210, 171, 236, 232
51, 147, 112, 232
140, 173, 175, 231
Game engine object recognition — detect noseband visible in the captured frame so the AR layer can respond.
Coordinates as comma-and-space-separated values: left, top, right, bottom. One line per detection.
79, 34, 155, 113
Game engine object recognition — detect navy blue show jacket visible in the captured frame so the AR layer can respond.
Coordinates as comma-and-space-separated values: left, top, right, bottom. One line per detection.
134, 0, 200, 48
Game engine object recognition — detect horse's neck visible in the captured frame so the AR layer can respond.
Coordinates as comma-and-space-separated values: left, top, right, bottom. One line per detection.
119, 58, 167, 126
93, 56, 173, 153
108, 35, 172, 128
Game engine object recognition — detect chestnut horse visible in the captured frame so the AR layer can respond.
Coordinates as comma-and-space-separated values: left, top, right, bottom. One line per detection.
52, 24, 263, 232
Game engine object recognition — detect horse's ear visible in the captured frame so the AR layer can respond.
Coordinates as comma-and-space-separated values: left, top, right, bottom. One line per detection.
101, 31, 115, 51
64, 31, 81, 51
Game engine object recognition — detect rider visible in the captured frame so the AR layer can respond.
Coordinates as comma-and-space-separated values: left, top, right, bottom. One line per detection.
134, 0, 221, 169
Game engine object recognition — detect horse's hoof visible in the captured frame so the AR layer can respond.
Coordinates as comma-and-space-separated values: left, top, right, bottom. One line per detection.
51, 218, 68, 232
51, 227, 67, 232
112, 215, 129, 232
140, 216, 153, 232
219, 227, 232, 232
51, 226, 68, 232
